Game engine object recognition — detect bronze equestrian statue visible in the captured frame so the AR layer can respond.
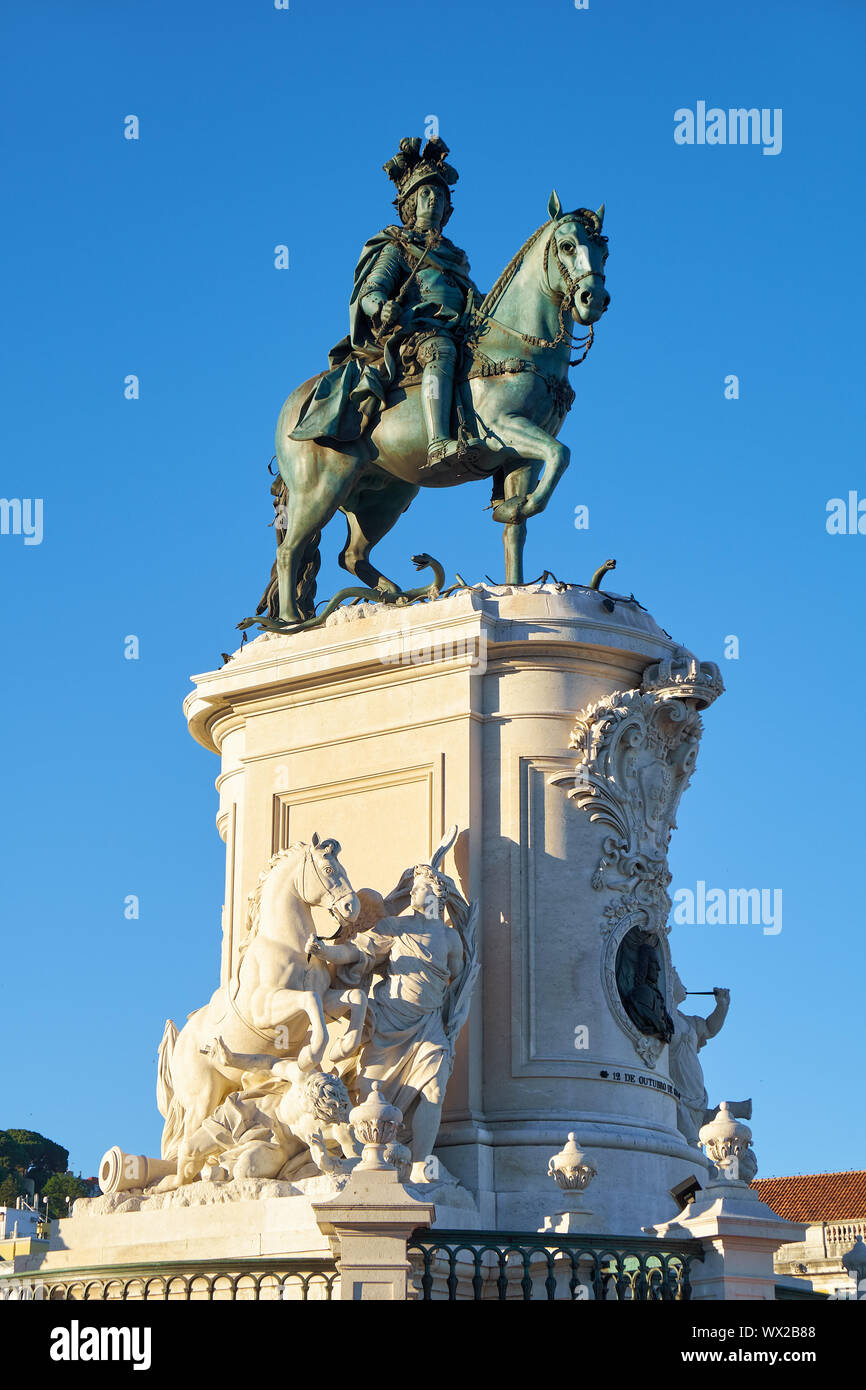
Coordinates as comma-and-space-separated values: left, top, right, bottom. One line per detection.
262, 136, 610, 628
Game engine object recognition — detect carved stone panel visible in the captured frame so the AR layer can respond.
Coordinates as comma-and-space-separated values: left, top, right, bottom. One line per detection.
551, 652, 723, 1065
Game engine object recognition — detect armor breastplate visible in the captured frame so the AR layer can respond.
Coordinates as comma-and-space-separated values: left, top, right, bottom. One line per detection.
410, 265, 466, 316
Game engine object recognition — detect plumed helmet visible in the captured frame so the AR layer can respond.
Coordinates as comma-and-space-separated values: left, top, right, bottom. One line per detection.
383, 135, 458, 226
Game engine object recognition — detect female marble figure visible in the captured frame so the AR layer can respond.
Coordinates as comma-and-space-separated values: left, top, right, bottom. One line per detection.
306, 859, 477, 1181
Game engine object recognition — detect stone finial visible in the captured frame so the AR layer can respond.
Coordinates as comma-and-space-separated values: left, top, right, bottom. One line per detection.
698, 1101, 753, 1183
349, 1082, 403, 1171
841, 1236, 866, 1284
547, 1133, 598, 1193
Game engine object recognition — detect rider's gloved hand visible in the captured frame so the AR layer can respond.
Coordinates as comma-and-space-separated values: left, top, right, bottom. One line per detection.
379, 299, 402, 329
361, 292, 387, 320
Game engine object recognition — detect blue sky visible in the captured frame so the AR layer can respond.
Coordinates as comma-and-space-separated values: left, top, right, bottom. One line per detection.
2, 0, 864, 1184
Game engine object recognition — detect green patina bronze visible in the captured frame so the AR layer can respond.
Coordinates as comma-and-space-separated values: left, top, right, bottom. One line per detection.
259, 136, 610, 628
240, 553, 448, 636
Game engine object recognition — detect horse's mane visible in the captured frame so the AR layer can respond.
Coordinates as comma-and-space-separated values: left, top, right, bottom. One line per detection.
478, 220, 551, 318
478, 209, 607, 320
237, 841, 306, 962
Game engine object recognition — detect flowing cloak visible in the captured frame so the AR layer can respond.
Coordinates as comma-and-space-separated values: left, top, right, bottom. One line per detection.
337, 919, 462, 1128
289, 226, 480, 446
194, 1085, 331, 1180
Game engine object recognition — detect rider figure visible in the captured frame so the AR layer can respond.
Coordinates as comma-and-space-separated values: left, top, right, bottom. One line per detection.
290, 136, 481, 468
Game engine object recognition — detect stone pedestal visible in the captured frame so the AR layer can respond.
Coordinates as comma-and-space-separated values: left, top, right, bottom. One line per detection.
645, 1180, 809, 1300
312, 1168, 434, 1301
185, 583, 721, 1235
539, 1200, 597, 1235
8, 1182, 332, 1275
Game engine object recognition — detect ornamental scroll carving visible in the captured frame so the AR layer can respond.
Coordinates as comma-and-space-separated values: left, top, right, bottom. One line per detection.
550, 652, 723, 1066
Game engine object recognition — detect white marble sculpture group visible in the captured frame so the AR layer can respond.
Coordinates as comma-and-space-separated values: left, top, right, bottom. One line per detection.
102, 829, 479, 1199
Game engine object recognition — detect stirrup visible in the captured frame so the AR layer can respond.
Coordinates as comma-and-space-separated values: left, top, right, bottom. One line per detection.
426, 438, 459, 467
424, 436, 480, 469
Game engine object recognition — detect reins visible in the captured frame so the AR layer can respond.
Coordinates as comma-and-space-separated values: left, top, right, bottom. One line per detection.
302, 846, 348, 959
467, 225, 602, 367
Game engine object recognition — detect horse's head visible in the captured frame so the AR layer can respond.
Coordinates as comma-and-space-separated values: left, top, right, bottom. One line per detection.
304, 832, 360, 930
545, 191, 610, 325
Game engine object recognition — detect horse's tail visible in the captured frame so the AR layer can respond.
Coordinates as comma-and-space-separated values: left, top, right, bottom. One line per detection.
156, 1018, 184, 1160
296, 525, 321, 620
254, 469, 286, 621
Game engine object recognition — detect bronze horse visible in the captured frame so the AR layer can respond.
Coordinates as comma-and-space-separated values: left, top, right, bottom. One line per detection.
269, 194, 609, 625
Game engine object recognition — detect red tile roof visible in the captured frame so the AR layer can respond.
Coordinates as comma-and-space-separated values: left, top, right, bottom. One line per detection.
751, 1172, 866, 1223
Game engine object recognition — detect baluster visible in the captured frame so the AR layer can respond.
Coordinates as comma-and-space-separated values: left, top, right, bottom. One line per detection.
520, 1248, 533, 1301
545, 1248, 557, 1300
447, 1248, 459, 1300
420, 1246, 433, 1301
590, 1251, 604, 1301
472, 1249, 483, 1301
496, 1249, 509, 1301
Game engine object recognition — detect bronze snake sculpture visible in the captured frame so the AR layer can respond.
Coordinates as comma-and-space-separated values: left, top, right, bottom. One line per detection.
238, 553, 447, 635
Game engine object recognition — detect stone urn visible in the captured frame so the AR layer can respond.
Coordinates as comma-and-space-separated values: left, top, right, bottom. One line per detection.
349, 1083, 403, 1171
548, 1133, 598, 1193
698, 1101, 752, 1184
540, 1133, 599, 1235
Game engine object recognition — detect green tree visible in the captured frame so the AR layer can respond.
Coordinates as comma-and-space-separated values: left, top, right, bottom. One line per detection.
0, 1172, 24, 1206
41, 1171, 89, 1221
0, 1131, 26, 1180
1, 1130, 68, 1190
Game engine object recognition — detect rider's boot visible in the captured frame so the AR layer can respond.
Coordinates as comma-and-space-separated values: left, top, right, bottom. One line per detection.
419, 339, 479, 470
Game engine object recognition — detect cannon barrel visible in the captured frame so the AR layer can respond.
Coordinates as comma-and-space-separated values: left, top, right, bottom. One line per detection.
98, 1146, 175, 1194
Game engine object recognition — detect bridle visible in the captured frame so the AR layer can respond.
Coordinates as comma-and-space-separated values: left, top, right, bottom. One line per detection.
545, 226, 605, 297
302, 843, 350, 944
538, 226, 606, 361
469, 224, 605, 366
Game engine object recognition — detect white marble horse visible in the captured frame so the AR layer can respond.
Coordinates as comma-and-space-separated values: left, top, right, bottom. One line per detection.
156, 835, 361, 1182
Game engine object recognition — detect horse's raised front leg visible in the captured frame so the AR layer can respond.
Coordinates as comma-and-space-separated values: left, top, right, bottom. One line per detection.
491, 418, 570, 526
259, 986, 328, 1071
323, 986, 368, 1063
